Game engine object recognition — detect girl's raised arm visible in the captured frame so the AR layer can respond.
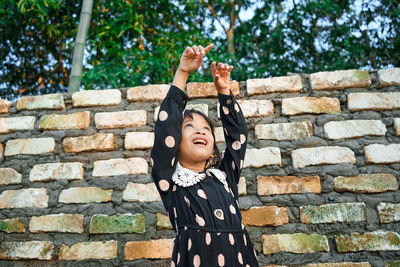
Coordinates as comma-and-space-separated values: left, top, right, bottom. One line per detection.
212, 62, 248, 199
151, 44, 213, 212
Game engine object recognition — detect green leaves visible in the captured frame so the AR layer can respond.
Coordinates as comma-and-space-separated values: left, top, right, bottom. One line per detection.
1, 0, 400, 100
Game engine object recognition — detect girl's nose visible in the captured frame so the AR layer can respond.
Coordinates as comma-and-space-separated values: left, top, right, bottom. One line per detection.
196, 128, 206, 135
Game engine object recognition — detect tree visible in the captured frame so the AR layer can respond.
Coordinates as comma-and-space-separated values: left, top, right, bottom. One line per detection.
1, 0, 399, 101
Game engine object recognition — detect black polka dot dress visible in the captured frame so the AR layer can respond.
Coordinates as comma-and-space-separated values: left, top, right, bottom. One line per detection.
151, 85, 259, 267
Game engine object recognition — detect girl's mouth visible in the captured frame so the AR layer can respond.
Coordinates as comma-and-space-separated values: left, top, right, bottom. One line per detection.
193, 138, 207, 146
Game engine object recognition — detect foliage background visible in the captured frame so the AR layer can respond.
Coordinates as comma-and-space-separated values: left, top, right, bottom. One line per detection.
1, 0, 399, 100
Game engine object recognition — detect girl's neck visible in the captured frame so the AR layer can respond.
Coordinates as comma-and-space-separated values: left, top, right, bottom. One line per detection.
179, 159, 206, 173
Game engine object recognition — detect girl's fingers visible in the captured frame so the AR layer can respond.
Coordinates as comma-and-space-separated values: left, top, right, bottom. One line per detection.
192, 45, 200, 55
217, 62, 224, 70
198, 45, 205, 55
211, 62, 217, 74
204, 43, 214, 53
185, 46, 195, 56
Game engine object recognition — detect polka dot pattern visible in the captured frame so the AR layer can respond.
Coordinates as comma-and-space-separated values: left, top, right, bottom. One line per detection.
243, 234, 247, 246
229, 234, 235, 245
177, 253, 181, 264
238, 252, 243, 264
214, 209, 224, 220
232, 140, 241, 150
184, 196, 190, 206
188, 238, 192, 251
195, 214, 205, 226
150, 158, 154, 167
240, 159, 244, 169
159, 110, 168, 121
229, 204, 236, 214
240, 134, 246, 144
171, 157, 175, 166
205, 232, 211, 245
159, 180, 169, 191
234, 103, 240, 113
232, 161, 236, 170
193, 255, 201, 267
222, 106, 229, 115
218, 254, 225, 266
197, 189, 207, 199
165, 136, 175, 148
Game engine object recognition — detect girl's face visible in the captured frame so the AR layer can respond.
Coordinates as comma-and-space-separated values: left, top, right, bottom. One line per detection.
178, 113, 215, 166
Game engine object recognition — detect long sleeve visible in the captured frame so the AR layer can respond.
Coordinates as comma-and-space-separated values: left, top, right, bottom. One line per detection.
151, 85, 188, 212
218, 91, 248, 199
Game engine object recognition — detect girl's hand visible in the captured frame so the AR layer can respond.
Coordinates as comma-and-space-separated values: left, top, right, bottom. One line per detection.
211, 62, 233, 95
177, 44, 214, 74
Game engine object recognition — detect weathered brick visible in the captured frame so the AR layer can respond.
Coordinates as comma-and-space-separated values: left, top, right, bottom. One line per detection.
234, 100, 274, 118
59, 187, 112, 203
63, 133, 114, 153
385, 261, 400, 267
348, 92, 400, 111
302, 263, 371, 267
334, 173, 398, 193
29, 162, 84, 182
365, 144, 400, 164
29, 214, 84, 233
335, 231, 400, 252
0, 116, 35, 133
124, 239, 174, 260
263, 265, 290, 267
377, 203, 400, 223
0, 167, 22, 185
95, 110, 146, 129
378, 68, 400, 86
282, 97, 341, 115
92, 157, 148, 177
5, 137, 55, 156
324, 120, 386, 139
156, 213, 173, 230
238, 177, 247, 196
59, 240, 117, 260
127, 84, 170, 101
0, 241, 54, 260
243, 147, 281, 168
72, 89, 121, 107
241, 206, 288, 226
247, 75, 302, 96
300, 203, 366, 224
125, 132, 154, 149
214, 127, 225, 143
90, 214, 145, 234
154, 104, 209, 121
262, 233, 329, 254
122, 182, 161, 202
17, 93, 65, 110
291, 146, 355, 168
0, 143, 3, 159
255, 121, 313, 140
186, 103, 209, 116
310, 69, 370, 91
0, 218, 25, 233
257, 175, 321, 196
0, 188, 48, 209
39, 111, 90, 130
0, 99, 12, 113
394, 118, 400, 136
187, 81, 239, 98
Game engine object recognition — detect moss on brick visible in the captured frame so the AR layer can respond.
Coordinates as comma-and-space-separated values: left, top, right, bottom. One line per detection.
352, 70, 370, 81
90, 214, 145, 234
335, 231, 400, 252
0, 218, 24, 233
300, 203, 366, 224
278, 233, 329, 253
385, 261, 400, 267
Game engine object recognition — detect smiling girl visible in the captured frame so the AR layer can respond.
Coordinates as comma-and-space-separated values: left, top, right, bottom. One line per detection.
151, 44, 259, 267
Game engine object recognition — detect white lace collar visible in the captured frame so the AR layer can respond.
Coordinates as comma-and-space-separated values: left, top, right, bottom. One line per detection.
172, 162, 228, 187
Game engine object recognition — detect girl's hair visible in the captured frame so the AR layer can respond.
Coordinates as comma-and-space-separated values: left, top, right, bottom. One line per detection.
183, 109, 221, 169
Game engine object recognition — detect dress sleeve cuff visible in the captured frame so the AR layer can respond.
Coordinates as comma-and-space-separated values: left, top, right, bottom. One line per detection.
218, 90, 236, 108
166, 85, 189, 108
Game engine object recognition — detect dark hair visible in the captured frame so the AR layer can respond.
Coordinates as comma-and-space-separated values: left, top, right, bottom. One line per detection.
182, 109, 221, 169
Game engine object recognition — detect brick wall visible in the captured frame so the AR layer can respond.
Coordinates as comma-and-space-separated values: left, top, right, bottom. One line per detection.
0, 68, 400, 266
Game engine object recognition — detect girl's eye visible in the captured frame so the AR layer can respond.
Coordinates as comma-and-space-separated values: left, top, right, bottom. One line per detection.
204, 127, 211, 131
184, 124, 193, 128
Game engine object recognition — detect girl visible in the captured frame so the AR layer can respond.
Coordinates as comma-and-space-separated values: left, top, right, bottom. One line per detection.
151, 44, 259, 267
